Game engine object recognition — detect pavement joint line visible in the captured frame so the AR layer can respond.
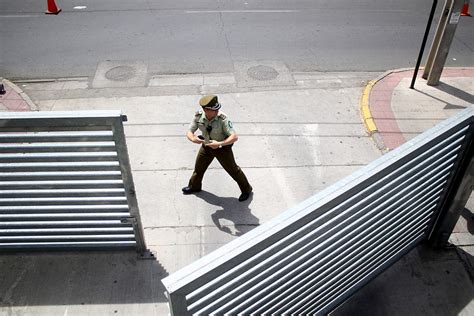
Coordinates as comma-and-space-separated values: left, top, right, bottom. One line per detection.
131, 164, 367, 172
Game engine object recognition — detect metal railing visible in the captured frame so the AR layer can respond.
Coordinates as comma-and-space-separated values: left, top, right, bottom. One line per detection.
162, 107, 473, 315
0, 111, 148, 255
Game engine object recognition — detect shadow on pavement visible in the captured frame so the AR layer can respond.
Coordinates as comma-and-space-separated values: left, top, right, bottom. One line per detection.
414, 88, 468, 110
435, 81, 474, 104
196, 190, 260, 236
0, 251, 168, 307
331, 244, 474, 316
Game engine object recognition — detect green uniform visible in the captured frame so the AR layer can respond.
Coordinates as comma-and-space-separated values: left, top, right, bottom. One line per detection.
187, 111, 252, 193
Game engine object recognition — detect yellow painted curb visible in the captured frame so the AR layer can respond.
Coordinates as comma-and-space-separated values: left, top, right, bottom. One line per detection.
360, 80, 377, 134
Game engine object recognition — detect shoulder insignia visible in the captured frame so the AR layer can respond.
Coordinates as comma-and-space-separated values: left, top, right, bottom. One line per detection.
195, 110, 203, 116
218, 113, 227, 120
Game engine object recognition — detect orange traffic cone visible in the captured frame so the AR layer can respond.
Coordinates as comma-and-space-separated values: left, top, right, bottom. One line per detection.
45, 0, 61, 14
461, 1, 471, 16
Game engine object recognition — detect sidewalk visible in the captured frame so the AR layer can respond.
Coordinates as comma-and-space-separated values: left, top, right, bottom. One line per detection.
0, 68, 472, 315
0, 79, 37, 112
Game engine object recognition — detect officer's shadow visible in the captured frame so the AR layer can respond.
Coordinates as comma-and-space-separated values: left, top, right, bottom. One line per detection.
196, 191, 260, 236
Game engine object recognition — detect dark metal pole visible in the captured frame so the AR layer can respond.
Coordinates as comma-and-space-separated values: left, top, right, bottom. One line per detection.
410, 0, 438, 89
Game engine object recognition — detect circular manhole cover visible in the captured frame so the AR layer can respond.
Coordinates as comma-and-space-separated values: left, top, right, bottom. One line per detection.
105, 66, 136, 81
247, 65, 279, 81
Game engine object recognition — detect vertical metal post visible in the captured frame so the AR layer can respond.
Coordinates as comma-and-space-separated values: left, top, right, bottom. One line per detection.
428, 124, 474, 247
426, 0, 465, 85
112, 114, 152, 258
167, 292, 190, 316
410, 0, 438, 89
423, 0, 452, 79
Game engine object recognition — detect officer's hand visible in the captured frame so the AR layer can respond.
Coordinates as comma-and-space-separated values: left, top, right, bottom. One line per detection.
205, 140, 221, 149
193, 137, 204, 144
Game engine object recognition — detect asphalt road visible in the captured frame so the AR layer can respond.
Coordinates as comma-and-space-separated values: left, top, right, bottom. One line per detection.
1, 0, 473, 79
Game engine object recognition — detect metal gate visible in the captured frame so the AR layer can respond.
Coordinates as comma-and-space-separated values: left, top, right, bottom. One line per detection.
0, 111, 147, 254
162, 107, 473, 315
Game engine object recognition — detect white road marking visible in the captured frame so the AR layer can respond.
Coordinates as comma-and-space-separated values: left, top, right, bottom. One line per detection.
0, 15, 41, 18
186, 10, 299, 14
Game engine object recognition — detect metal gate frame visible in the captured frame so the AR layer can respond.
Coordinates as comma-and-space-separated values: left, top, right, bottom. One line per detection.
0, 111, 149, 256
162, 106, 473, 315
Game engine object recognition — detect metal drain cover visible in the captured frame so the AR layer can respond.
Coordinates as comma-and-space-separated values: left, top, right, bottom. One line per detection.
92, 61, 148, 88
105, 66, 137, 81
247, 65, 279, 81
234, 60, 295, 88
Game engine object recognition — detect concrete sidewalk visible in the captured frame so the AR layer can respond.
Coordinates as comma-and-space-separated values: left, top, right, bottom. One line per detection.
0, 67, 472, 315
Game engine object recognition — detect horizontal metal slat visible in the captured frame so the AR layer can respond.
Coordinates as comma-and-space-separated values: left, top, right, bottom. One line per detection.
0, 188, 125, 197
0, 240, 136, 250
0, 220, 131, 227
0, 171, 122, 180
0, 131, 114, 143
0, 227, 134, 235
0, 196, 127, 205
0, 161, 119, 171
0, 141, 115, 149
0, 234, 135, 241
0, 213, 131, 219
0, 180, 124, 189
0, 204, 128, 211
0, 152, 118, 162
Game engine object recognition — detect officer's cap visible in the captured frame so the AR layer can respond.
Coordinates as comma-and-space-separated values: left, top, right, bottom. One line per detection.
199, 95, 221, 110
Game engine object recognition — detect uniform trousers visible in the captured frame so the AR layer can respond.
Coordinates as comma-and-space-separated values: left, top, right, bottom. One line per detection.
188, 144, 252, 193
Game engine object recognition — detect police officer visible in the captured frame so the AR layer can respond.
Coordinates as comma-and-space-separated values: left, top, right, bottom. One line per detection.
182, 95, 253, 202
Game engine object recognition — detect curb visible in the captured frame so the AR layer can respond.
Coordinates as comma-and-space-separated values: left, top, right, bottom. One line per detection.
3, 79, 38, 111
359, 68, 415, 154
360, 80, 377, 134
359, 72, 390, 154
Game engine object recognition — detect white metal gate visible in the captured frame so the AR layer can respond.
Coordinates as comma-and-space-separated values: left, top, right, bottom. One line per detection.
0, 111, 147, 254
162, 107, 473, 315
